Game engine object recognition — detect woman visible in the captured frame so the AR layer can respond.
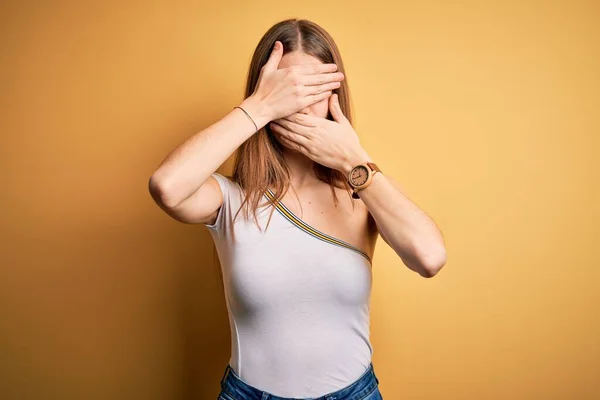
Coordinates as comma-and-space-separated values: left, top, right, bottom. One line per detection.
149, 18, 446, 400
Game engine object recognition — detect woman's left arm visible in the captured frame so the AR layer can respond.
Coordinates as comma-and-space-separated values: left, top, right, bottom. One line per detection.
340, 155, 447, 278
270, 93, 447, 277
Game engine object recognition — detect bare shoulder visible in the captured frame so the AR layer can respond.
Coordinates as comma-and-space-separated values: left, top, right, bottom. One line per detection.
331, 185, 379, 254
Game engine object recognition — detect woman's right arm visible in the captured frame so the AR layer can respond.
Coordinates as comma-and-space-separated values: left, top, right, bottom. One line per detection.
148, 95, 271, 224
148, 40, 343, 224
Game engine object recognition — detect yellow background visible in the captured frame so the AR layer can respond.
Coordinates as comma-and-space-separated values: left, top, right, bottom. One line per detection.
1, 1, 598, 399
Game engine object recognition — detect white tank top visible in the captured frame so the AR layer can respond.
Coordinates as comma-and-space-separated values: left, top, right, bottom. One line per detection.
204, 172, 374, 398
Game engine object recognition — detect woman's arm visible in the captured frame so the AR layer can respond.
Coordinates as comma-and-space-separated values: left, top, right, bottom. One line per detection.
266, 97, 447, 278
149, 40, 343, 220
343, 157, 447, 278
149, 96, 269, 209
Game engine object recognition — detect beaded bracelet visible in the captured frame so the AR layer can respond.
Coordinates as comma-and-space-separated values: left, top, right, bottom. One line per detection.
233, 106, 258, 133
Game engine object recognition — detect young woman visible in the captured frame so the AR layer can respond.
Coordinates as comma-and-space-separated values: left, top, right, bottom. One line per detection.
149, 18, 446, 400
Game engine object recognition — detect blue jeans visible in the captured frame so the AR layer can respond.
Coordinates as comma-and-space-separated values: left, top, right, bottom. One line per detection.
217, 362, 383, 400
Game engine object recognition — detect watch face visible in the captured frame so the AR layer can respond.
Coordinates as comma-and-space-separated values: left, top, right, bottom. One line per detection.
351, 165, 369, 186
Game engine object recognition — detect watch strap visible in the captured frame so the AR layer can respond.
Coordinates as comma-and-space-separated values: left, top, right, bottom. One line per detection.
367, 162, 380, 173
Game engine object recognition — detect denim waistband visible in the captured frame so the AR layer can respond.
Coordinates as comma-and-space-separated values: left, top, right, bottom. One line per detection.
219, 362, 380, 400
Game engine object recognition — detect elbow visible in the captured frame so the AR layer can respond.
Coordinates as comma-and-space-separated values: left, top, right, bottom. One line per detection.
419, 247, 447, 278
148, 174, 178, 209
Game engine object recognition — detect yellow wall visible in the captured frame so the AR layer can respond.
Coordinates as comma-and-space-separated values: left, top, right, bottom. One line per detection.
1, 1, 598, 399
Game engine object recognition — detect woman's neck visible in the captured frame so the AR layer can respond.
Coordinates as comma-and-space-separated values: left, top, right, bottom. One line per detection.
281, 149, 319, 190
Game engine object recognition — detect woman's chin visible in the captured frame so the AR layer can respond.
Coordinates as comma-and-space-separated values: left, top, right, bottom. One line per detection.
273, 135, 296, 153
281, 144, 300, 154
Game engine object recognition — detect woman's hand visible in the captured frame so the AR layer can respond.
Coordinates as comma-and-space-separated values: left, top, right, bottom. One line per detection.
269, 93, 371, 174
252, 41, 345, 122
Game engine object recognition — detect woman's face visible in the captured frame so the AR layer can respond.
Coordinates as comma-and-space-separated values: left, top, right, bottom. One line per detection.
277, 50, 332, 120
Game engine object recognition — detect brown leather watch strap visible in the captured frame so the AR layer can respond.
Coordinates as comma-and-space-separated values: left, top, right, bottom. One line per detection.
367, 162, 381, 173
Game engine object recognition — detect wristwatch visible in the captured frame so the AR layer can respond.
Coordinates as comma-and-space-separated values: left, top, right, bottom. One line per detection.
348, 162, 381, 199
